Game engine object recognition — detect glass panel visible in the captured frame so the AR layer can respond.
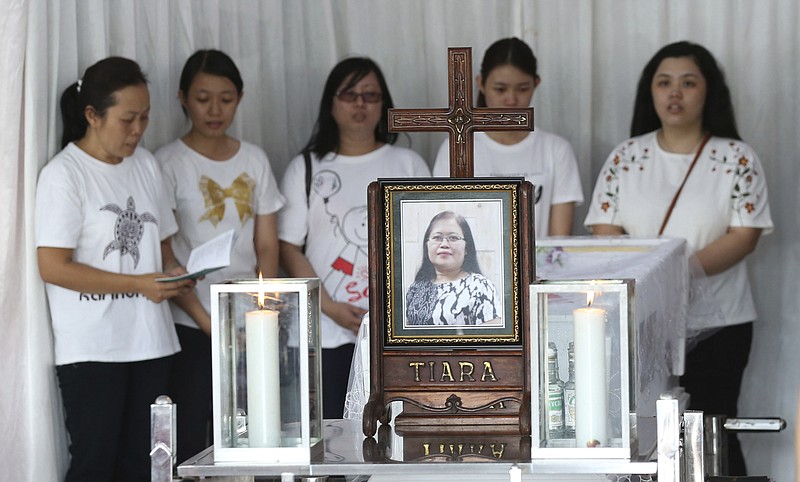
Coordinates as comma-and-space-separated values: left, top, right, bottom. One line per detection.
218, 291, 236, 449
211, 279, 323, 461
307, 286, 322, 443
537, 285, 625, 450
277, 291, 302, 446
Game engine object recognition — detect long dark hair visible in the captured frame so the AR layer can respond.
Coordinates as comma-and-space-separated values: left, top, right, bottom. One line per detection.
60, 57, 148, 148
302, 57, 397, 159
630, 41, 741, 140
414, 211, 483, 282
477, 37, 539, 107
178, 49, 243, 115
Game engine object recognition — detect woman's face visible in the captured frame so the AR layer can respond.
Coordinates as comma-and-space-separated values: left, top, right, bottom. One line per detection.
479, 64, 538, 108
331, 71, 383, 138
426, 217, 466, 275
651, 56, 707, 131
86, 83, 150, 163
181, 72, 241, 139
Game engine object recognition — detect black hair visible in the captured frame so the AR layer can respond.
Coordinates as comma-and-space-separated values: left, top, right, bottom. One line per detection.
302, 57, 397, 159
477, 37, 539, 107
630, 41, 741, 140
60, 57, 148, 148
414, 211, 483, 282
178, 49, 243, 115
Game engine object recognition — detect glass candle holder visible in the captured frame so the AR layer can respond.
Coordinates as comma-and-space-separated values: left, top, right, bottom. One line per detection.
210, 278, 323, 463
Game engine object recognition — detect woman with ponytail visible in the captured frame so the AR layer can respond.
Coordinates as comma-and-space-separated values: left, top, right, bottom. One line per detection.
35, 56, 192, 482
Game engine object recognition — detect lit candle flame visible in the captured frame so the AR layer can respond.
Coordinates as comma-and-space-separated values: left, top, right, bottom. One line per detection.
257, 272, 264, 308
586, 291, 595, 307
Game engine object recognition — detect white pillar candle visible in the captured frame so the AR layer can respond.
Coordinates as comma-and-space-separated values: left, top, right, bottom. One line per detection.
573, 304, 607, 448
245, 308, 282, 447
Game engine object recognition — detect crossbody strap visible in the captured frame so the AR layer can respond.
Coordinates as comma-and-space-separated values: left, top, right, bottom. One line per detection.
658, 133, 712, 235
303, 150, 312, 206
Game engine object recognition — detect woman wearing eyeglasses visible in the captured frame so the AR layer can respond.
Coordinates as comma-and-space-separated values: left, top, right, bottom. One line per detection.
278, 57, 429, 419
406, 211, 501, 326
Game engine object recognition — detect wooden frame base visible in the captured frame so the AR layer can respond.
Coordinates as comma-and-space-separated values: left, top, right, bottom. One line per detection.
363, 180, 535, 437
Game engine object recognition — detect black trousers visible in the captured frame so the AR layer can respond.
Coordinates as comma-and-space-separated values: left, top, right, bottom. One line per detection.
57, 356, 173, 482
680, 322, 753, 476
321, 343, 355, 419
170, 324, 213, 464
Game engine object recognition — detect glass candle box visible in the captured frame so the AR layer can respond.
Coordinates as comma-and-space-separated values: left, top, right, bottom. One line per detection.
210, 278, 323, 464
529, 279, 636, 459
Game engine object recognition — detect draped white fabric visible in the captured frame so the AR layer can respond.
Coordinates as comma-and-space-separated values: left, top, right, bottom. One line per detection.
1, 1, 798, 480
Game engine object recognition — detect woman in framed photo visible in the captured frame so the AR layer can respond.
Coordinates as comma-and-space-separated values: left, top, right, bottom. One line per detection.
405, 211, 502, 326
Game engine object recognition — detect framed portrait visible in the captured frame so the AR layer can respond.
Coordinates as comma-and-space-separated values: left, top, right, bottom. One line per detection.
376, 178, 528, 346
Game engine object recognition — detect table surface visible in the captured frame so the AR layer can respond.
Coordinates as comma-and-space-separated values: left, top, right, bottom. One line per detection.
182, 237, 682, 479
177, 419, 658, 478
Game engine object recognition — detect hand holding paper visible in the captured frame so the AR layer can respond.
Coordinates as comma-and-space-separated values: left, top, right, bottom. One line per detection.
157, 229, 235, 282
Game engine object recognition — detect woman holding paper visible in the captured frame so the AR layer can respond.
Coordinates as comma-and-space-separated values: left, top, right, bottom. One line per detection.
156, 49, 285, 463
35, 57, 193, 482
584, 41, 773, 474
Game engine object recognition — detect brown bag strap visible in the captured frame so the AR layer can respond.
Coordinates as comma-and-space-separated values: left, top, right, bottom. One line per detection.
658, 133, 711, 235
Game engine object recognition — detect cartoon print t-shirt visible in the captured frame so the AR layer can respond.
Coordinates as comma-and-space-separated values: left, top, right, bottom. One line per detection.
35, 143, 180, 364
278, 144, 430, 348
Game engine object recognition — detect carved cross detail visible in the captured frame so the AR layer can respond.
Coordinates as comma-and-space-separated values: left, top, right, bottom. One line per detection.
388, 47, 533, 177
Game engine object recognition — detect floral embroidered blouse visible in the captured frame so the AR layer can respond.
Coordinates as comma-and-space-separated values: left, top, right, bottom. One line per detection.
584, 131, 773, 328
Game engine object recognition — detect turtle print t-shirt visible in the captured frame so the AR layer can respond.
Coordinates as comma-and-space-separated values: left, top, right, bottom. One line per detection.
35, 143, 180, 365
405, 273, 502, 326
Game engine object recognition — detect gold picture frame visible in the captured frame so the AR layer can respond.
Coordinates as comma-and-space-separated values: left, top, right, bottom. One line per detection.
376, 178, 526, 346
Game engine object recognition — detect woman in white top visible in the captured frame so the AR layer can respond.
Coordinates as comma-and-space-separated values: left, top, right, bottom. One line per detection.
156, 49, 285, 463
433, 37, 583, 237
584, 41, 773, 475
279, 57, 430, 418
35, 57, 192, 482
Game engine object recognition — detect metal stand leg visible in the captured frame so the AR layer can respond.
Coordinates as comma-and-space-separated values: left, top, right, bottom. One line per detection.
150, 395, 176, 482
704, 414, 727, 476
656, 396, 784, 481
657, 396, 705, 482
656, 398, 681, 482
683, 411, 705, 481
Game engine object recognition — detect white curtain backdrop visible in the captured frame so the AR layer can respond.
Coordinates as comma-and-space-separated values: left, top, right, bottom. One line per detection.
1, 1, 798, 480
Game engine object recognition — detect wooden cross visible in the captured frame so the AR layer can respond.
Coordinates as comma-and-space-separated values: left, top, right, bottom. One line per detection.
388, 47, 533, 178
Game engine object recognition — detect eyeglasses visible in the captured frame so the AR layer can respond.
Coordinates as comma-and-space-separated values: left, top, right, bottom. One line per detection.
335, 90, 383, 103
427, 234, 465, 244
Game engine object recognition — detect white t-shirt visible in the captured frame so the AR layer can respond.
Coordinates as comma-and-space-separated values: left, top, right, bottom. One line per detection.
35, 143, 180, 365
433, 130, 584, 237
278, 144, 430, 348
584, 132, 774, 328
156, 139, 286, 329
